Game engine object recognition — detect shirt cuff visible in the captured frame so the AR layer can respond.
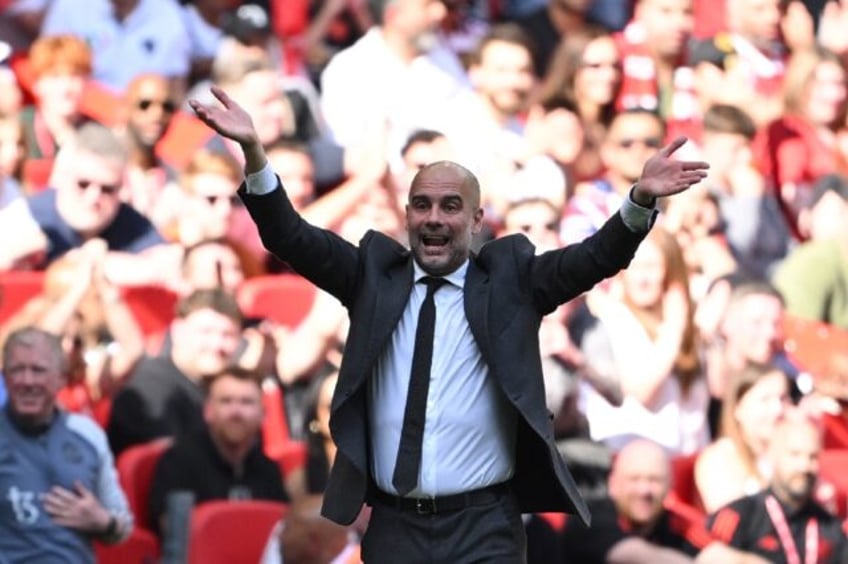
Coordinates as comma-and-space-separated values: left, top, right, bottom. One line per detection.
244, 162, 278, 195
619, 185, 659, 232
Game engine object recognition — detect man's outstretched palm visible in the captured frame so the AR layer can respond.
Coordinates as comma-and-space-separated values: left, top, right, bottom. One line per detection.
189, 86, 257, 146
636, 136, 710, 201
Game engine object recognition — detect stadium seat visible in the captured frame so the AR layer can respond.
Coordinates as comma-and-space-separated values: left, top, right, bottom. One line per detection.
818, 449, 848, 519
116, 438, 173, 531
122, 285, 179, 338
271, 440, 308, 479
21, 158, 54, 192
94, 526, 160, 564
262, 379, 292, 457
665, 452, 705, 520
0, 270, 45, 326
236, 274, 316, 328
783, 315, 848, 380
188, 500, 288, 564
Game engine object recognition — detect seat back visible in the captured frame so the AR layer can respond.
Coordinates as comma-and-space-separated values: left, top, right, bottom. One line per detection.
236, 274, 316, 328
188, 500, 288, 564
122, 286, 179, 337
94, 526, 160, 564
0, 270, 45, 326
818, 449, 848, 519
665, 452, 705, 519
116, 438, 173, 530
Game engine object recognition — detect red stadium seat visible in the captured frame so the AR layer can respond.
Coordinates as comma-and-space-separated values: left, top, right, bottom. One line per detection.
236, 274, 317, 328
94, 526, 160, 564
665, 452, 705, 520
271, 440, 308, 479
783, 316, 848, 381
262, 380, 292, 457
122, 285, 179, 338
21, 158, 54, 192
188, 500, 288, 564
0, 270, 45, 326
116, 438, 173, 531
819, 449, 848, 519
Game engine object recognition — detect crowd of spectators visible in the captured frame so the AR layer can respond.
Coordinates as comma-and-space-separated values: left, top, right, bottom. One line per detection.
2, 0, 848, 561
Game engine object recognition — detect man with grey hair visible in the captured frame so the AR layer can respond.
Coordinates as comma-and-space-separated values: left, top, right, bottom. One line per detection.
3, 122, 171, 284
0, 326, 132, 563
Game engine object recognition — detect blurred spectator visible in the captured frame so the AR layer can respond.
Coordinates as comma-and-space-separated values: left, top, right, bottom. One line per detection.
0, 50, 22, 120
615, 0, 698, 142
535, 28, 622, 181
396, 129, 456, 199
439, 0, 489, 68
695, 362, 792, 514
299, 0, 372, 82
260, 493, 361, 564
148, 369, 288, 535
561, 108, 664, 245
1, 239, 145, 415
41, 0, 191, 94
0, 116, 25, 187
180, 238, 251, 296
688, 0, 787, 128
20, 34, 95, 160
700, 412, 847, 563
438, 24, 538, 221
180, 0, 240, 84
513, 0, 595, 77
118, 73, 180, 227
690, 104, 788, 281
582, 227, 709, 455
773, 173, 848, 329
106, 288, 242, 456
753, 46, 848, 241
703, 280, 795, 436
319, 0, 470, 165
559, 438, 707, 563
285, 372, 339, 499
10, 123, 176, 285
0, 1, 48, 52
0, 327, 132, 561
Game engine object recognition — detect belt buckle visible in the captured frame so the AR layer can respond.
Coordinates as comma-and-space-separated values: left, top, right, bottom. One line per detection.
415, 497, 437, 515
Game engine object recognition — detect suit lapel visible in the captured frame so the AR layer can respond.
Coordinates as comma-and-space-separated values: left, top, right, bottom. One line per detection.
365, 260, 414, 367
464, 258, 493, 366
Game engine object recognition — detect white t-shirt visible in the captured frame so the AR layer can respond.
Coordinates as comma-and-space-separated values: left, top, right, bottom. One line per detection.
41, 0, 191, 93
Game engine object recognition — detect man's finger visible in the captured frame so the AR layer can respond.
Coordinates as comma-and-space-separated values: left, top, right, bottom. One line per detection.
659, 136, 688, 157
681, 160, 710, 171
73, 480, 93, 499
210, 85, 233, 108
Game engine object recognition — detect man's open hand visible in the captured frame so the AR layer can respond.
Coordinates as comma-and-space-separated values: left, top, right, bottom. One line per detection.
189, 86, 259, 147
633, 136, 709, 204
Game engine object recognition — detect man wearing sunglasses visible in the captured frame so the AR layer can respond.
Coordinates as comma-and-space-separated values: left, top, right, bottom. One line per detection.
6, 122, 169, 285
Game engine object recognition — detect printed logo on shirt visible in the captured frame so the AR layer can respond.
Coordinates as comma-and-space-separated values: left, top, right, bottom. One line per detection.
757, 534, 780, 552
6, 486, 39, 524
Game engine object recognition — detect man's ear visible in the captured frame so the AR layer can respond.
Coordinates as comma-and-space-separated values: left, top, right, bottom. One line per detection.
472, 207, 485, 234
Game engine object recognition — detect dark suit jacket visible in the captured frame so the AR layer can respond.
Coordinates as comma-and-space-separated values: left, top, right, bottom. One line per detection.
241, 182, 648, 527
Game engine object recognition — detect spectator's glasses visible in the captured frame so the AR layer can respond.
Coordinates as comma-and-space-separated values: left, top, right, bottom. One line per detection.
76, 179, 120, 196
615, 137, 663, 149
519, 221, 559, 233
137, 98, 177, 114
202, 194, 239, 206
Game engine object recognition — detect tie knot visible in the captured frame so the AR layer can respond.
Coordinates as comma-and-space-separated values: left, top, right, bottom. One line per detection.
421, 276, 446, 297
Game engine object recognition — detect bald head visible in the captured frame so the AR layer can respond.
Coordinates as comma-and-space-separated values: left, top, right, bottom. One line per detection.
405, 160, 484, 276
608, 440, 670, 528
768, 412, 821, 508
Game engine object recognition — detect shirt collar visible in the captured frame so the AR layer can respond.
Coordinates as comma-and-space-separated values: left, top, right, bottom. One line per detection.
412, 259, 469, 289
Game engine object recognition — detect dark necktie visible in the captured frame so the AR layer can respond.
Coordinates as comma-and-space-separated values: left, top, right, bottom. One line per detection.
392, 276, 446, 496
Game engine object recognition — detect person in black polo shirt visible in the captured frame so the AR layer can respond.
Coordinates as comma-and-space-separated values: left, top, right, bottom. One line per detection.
560, 439, 709, 563
148, 368, 288, 535
701, 411, 848, 564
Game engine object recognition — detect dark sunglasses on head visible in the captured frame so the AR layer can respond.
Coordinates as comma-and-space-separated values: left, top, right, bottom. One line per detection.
137, 98, 177, 113
77, 179, 120, 196
616, 137, 663, 149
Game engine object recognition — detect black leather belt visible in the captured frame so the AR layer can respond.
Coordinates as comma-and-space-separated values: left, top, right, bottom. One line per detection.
370, 482, 511, 515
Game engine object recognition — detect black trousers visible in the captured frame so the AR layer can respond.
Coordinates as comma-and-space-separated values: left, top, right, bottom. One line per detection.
361, 489, 527, 564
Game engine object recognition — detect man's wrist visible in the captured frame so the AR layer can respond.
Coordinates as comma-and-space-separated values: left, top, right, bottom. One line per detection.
629, 183, 656, 208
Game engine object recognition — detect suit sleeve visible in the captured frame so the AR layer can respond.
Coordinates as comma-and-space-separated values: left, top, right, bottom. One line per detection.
238, 175, 361, 307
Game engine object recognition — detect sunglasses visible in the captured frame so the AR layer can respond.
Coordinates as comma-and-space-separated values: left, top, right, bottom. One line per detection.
137, 98, 177, 113
519, 221, 559, 233
615, 137, 663, 149
76, 179, 120, 196
202, 194, 239, 206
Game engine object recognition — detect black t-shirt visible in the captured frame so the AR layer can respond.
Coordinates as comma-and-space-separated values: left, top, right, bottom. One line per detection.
707, 490, 848, 564
559, 497, 706, 563
148, 428, 288, 534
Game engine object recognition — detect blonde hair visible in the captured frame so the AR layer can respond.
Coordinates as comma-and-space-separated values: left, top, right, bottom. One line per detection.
180, 150, 242, 193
